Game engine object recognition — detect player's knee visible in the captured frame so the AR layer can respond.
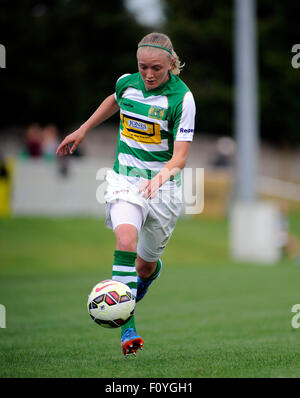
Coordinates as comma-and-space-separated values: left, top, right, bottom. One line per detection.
115, 226, 137, 252
116, 236, 136, 252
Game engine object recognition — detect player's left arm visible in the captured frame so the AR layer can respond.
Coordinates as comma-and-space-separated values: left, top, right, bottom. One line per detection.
139, 142, 191, 199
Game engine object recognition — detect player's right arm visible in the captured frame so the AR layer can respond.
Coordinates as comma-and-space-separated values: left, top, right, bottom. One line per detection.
56, 93, 119, 156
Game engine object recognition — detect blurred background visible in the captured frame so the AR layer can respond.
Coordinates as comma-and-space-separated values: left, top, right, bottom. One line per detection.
0, 0, 300, 261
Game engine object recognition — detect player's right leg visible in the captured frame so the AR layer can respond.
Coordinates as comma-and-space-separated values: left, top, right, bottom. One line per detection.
109, 200, 144, 356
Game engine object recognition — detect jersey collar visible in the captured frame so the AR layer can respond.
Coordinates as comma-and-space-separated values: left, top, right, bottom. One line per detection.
138, 72, 173, 97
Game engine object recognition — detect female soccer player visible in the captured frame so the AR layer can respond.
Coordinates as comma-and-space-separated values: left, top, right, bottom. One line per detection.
56, 32, 196, 357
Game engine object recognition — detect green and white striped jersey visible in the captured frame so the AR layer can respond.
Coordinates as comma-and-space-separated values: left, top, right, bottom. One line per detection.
113, 72, 196, 186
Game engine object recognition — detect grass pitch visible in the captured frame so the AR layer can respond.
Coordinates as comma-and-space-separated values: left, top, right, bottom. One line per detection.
0, 215, 300, 378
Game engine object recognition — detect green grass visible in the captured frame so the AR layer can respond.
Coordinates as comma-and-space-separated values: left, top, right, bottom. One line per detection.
0, 214, 300, 378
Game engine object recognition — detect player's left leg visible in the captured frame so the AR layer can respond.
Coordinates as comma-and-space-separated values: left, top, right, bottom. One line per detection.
135, 257, 163, 303
135, 188, 183, 302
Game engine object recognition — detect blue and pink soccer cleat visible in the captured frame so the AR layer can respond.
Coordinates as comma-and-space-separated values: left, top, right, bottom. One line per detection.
136, 277, 155, 303
121, 328, 144, 357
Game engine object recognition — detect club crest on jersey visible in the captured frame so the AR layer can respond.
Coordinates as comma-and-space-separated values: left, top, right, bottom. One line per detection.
148, 106, 166, 120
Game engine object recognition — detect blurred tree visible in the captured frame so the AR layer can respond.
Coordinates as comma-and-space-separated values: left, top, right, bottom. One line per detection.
1, 0, 300, 146
163, 0, 300, 146
163, 0, 233, 138
257, 0, 300, 145
0, 0, 147, 132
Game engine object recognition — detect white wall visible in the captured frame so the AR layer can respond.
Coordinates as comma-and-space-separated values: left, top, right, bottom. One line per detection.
11, 158, 112, 217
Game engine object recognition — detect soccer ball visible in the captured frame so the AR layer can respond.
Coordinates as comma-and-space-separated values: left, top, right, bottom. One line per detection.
87, 279, 135, 328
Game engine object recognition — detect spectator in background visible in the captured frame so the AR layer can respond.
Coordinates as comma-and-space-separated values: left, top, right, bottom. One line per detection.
41, 124, 59, 161
278, 201, 300, 262
210, 136, 236, 168
24, 123, 42, 158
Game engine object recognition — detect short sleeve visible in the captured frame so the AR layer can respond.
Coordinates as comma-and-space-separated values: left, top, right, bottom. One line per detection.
174, 91, 196, 142
114, 73, 131, 103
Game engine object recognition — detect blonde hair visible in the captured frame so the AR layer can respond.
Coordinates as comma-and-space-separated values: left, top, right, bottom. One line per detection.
137, 32, 184, 76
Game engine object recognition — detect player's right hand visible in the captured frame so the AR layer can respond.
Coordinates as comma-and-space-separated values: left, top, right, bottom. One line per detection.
56, 128, 86, 156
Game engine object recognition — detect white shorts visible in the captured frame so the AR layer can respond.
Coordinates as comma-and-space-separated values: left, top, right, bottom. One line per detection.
104, 169, 183, 262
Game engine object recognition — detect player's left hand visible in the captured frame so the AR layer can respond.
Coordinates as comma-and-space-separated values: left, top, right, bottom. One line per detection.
139, 177, 161, 199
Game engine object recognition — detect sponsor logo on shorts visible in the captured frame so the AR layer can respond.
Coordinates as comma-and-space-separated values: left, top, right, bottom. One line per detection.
158, 237, 169, 250
112, 189, 129, 195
